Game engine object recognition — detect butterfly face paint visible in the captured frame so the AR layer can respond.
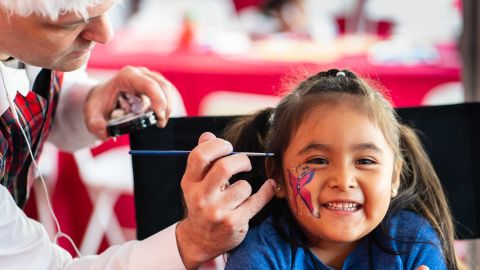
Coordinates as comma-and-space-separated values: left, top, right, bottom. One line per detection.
288, 164, 320, 218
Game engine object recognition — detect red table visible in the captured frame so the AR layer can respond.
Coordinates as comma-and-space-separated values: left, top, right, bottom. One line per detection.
35, 35, 461, 255
88, 39, 461, 115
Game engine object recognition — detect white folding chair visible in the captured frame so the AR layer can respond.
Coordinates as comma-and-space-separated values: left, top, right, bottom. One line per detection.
74, 145, 133, 255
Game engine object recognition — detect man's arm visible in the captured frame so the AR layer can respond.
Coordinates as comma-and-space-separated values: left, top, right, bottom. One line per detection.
0, 185, 186, 270
1, 132, 275, 270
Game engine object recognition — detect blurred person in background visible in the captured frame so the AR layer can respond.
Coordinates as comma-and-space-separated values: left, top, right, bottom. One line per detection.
364, 0, 462, 65
237, 0, 309, 38
125, 0, 237, 34
237, 0, 354, 43
116, 0, 243, 54
365, 0, 461, 45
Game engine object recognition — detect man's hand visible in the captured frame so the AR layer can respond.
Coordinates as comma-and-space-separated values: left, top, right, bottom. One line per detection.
84, 66, 174, 140
176, 132, 276, 269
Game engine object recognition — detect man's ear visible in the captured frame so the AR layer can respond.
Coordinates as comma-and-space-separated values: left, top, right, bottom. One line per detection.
265, 157, 287, 198
391, 159, 402, 198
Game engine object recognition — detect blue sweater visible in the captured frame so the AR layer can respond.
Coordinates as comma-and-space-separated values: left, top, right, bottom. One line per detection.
226, 211, 446, 270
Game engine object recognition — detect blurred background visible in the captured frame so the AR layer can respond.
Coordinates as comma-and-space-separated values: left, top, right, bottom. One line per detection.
25, 0, 479, 269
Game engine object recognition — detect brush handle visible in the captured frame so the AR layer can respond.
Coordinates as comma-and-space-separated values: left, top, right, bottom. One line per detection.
129, 150, 274, 157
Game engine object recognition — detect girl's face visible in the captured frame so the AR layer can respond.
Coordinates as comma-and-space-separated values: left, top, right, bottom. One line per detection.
278, 102, 400, 249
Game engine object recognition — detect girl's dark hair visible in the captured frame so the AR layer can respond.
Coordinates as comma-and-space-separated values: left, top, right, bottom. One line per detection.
223, 69, 458, 269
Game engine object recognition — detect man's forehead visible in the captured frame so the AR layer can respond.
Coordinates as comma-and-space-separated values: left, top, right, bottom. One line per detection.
1, 0, 117, 22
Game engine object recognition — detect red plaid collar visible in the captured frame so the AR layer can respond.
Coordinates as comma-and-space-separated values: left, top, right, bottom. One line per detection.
0, 69, 63, 207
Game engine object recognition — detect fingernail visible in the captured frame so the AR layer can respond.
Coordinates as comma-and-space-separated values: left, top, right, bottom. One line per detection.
89, 117, 104, 130
88, 119, 97, 129
269, 179, 277, 189
98, 129, 107, 139
158, 110, 166, 120
224, 141, 233, 152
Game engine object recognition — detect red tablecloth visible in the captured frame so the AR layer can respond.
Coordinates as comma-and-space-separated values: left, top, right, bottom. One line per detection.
88, 41, 461, 115
33, 36, 461, 255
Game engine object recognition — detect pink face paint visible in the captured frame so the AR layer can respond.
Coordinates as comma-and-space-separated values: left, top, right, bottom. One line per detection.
288, 165, 319, 217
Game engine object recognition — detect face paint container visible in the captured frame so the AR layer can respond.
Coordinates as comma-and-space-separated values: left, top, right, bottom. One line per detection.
107, 110, 157, 137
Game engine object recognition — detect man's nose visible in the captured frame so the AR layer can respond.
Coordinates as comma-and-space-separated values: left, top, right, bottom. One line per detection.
81, 15, 114, 44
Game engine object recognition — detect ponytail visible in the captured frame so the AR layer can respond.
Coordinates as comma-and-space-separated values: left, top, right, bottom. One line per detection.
224, 108, 273, 157
389, 124, 458, 269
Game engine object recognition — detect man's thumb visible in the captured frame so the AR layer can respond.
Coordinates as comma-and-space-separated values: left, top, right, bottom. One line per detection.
87, 116, 108, 140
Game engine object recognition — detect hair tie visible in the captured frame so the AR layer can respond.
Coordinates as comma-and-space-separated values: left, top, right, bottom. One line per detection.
336, 71, 346, 77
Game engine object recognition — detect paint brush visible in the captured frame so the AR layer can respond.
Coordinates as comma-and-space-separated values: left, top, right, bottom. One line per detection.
129, 150, 274, 157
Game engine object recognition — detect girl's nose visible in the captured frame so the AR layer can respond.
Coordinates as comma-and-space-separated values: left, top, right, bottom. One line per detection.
328, 164, 357, 191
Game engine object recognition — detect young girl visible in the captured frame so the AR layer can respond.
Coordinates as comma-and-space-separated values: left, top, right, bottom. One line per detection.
223, 69, 457, 269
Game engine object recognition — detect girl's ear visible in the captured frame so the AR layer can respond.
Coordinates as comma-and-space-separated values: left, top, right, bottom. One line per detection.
265, 157, 287, 198
391, 159, 402, 198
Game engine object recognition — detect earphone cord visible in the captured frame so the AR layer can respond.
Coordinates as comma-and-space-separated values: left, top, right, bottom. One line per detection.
0, 64, 82, 259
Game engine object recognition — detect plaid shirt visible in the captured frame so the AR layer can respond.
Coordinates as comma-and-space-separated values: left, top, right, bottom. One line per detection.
0, 68, 63, 207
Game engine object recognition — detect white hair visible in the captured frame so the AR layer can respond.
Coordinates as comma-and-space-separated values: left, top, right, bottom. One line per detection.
0, 0, 119, 20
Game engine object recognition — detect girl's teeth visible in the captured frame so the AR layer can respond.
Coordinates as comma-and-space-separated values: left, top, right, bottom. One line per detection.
325, 202, 359, 211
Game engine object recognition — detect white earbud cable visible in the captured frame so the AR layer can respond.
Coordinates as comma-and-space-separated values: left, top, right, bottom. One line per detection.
0, 65, 82, 258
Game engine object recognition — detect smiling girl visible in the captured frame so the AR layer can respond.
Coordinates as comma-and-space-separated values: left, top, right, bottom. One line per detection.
223, 69, 457, 269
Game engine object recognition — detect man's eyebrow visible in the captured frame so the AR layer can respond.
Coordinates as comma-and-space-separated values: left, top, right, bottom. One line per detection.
59, 15, 102, 25
297, 143, 331, 155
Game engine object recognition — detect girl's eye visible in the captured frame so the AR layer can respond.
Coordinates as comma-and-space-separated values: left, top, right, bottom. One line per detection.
356, 158, 377, 165
307, 157, 329, 165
